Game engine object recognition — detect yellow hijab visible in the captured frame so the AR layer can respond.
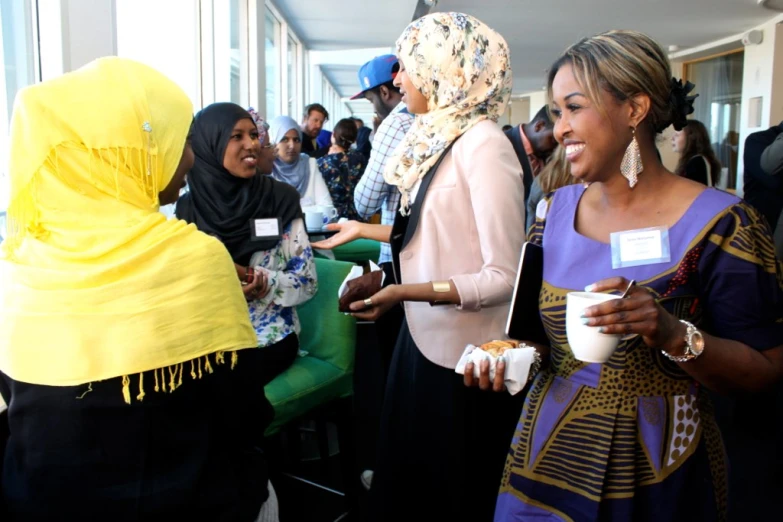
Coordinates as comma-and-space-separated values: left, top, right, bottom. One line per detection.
0, 58, 257, 397
383, 13, 513, 214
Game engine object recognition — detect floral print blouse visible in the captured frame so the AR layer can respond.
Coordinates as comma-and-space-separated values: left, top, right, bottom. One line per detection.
247, 218, 317, 348
316, 150, 367, 221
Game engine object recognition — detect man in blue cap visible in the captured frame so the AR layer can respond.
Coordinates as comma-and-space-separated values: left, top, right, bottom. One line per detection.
351, 54, 413, 269
350, 53, 414, 492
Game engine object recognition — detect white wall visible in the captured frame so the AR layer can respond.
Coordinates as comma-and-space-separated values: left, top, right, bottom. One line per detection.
63, 0, 116, 71
527, 91, 547, 121
115, 0, 201, 110
499, 97, 530, 127
37, 0, 117, 79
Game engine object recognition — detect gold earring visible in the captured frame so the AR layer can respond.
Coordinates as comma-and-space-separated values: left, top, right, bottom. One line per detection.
620, 127, 643, 188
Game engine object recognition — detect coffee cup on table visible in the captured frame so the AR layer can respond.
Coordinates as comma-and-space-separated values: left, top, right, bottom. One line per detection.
317, 205, 338, 224
565, 291, 624, 363
304, 210, 325, 231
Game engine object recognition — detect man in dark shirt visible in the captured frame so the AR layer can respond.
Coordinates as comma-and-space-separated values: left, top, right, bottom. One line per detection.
301, 103, 329, 158
504, 106, 557, 204
743, 122, 783, 230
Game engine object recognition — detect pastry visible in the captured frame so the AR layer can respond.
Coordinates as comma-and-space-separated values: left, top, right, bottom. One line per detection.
479, 339, 520, 357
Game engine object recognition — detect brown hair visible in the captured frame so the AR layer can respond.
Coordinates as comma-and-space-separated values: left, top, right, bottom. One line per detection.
547, 30, 686, 134
674, 119, 722, 184
332, 118, 358, 151
538, 146, 576, 194
304, 103, 329, 121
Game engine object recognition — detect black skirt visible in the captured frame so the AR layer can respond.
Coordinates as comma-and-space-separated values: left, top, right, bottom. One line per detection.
0, 345, 275, 522
369, 320, 526, 521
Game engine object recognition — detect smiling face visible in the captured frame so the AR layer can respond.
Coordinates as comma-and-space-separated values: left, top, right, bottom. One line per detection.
550, 64, 636, 183
393, 61, 428, 114
222, 118, 261, 179
275, 129, 302, 164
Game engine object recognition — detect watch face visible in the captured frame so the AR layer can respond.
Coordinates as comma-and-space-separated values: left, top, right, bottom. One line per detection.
689, 330, 705, 355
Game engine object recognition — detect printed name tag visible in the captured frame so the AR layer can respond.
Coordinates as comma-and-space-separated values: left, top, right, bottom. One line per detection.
249, 218, 281, 241
610, 226, 671, 269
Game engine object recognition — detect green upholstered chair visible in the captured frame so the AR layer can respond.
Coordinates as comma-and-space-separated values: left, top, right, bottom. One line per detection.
329, 239, 381, 264
264, 257, 356, 435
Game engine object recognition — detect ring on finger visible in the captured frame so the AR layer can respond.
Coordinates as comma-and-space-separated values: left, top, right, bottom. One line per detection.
363, 298, 373, 308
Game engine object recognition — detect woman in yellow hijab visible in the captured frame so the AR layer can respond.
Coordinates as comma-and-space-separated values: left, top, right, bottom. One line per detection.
0, 58, 276, 520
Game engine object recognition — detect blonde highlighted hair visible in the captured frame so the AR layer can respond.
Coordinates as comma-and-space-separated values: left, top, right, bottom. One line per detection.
538, 146, 576, 194
547, 30, 684, 134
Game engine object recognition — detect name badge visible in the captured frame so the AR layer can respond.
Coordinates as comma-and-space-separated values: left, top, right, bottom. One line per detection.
610, 226, 671, 269
249, 218, 281, 242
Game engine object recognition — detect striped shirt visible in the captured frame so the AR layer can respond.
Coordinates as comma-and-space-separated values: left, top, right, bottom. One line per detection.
353, 102, 414, 264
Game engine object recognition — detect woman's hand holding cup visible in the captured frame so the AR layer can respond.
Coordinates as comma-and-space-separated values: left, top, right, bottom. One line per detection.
576, 277, 685, 358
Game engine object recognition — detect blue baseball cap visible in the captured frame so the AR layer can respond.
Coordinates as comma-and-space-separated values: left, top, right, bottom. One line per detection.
350, 54, 400, 100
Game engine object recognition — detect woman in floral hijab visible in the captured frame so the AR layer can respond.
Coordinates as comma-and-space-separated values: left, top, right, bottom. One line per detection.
312, 13, 525, 521
384, 11, 512, 214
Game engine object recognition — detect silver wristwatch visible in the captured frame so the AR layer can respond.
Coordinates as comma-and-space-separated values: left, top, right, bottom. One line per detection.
661, 320, 705, 363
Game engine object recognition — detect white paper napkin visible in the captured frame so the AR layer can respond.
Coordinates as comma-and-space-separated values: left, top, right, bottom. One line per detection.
454, 344, 537, 395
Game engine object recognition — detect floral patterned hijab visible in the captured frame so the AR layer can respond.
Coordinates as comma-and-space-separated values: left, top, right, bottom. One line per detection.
247, 107, 269, 144
383, 12, 512, 214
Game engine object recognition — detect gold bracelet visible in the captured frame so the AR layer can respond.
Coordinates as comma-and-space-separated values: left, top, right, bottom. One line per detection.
432, 280, 451, 293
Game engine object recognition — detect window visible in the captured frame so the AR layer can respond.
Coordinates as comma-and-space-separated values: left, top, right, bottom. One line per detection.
211, 0, 250, 106
212, 0, 244, 104
265, 9, 281, 119
685, 51, 744, 189
116, 0, 201, 110
262, 2, 311, 121
230, 0, 242, 103
287, 33, 298, 117
1, 0, 36, 220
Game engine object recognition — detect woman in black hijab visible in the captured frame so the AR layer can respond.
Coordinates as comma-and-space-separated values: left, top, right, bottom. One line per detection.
177, 103, 317, 385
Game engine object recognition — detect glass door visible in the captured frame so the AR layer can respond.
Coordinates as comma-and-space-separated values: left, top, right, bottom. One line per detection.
684, 50, 743, 189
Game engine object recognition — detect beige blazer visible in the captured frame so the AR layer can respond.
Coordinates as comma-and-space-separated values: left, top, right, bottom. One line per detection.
400, 120, 526, 369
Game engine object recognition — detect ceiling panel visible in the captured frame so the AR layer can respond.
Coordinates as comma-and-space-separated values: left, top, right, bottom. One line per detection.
273, 0, 778, 98
435, 0, 775, 93
320, 64, 364, 98
272, 0, 419, 51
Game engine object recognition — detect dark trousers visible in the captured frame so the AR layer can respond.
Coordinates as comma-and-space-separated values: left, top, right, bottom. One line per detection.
370, 321, 526, 521
258, 333, 299, 386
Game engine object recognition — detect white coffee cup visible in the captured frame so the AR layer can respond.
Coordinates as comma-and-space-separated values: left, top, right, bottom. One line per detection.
566, 291, 624, 363
317, 205, 338, 224
304, 211, 324, 230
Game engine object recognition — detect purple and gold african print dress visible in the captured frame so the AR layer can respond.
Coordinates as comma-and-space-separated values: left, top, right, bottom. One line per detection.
496, 185, 783, 521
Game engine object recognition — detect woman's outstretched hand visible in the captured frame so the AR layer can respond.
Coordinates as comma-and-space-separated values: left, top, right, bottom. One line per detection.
310, 221, 363, 250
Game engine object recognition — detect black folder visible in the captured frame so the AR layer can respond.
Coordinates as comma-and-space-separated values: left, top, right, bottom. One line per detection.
505, 241, 549, 345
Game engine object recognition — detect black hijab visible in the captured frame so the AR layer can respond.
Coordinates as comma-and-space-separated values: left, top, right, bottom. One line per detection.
175, 103, 302, 266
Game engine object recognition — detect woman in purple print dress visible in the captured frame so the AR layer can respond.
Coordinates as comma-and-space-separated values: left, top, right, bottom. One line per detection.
487, 31, 783, 521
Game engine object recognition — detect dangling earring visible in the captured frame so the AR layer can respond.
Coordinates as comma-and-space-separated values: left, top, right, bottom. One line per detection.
620, 127, 643, 188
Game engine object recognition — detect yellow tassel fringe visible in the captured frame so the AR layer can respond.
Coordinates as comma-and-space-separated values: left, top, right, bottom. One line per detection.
122, 375, 131, 405
119, 351, 239, 405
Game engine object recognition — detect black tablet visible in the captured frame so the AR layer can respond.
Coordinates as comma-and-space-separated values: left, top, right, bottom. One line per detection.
505, 241, 548, 345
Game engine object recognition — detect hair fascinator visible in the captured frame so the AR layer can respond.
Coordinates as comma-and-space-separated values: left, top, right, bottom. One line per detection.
668, 78, 698, 131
